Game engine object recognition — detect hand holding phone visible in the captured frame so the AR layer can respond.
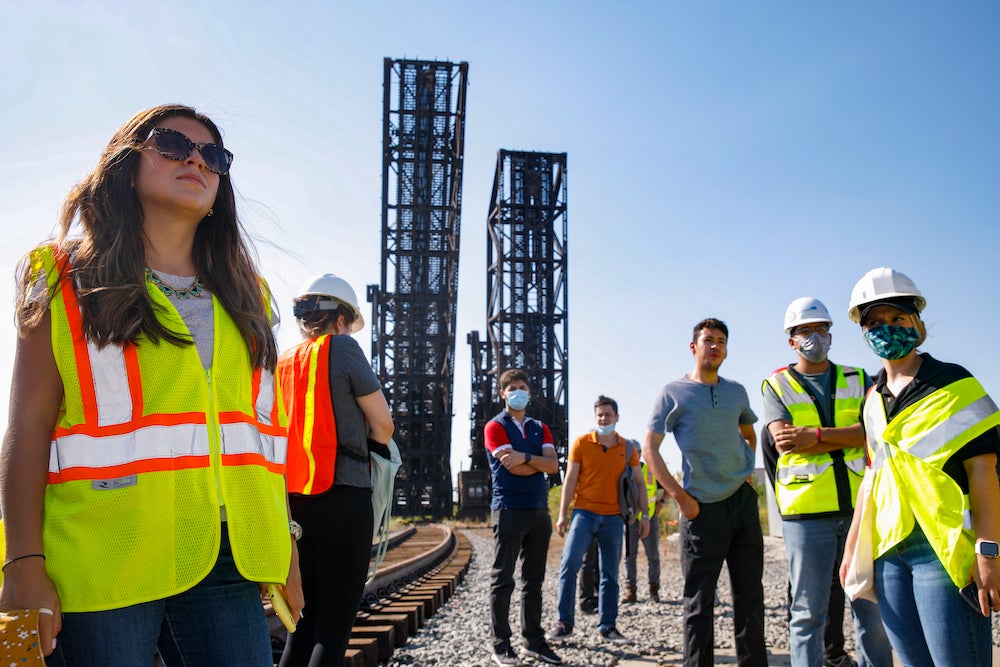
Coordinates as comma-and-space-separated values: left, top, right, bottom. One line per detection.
268, 584, 297, 633
959, 580, 990, 617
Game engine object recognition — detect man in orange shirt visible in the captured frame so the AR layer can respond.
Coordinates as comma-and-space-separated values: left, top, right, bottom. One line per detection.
547, 396, 649, 645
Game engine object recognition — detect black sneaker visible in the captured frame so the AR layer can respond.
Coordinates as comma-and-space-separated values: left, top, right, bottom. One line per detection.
492, 643, 523, 666
545, 621, 573, 641
579, 599, 597, 614
598, 626, 630, 645
523, 641, 563, 664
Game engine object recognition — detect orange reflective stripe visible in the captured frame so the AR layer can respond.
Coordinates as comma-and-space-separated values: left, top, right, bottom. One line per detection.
221, 452, 285, 474
53, 412, 208, 438
53, 250, 99, 423
48, 455, 211, 483
217, 411, 285, 435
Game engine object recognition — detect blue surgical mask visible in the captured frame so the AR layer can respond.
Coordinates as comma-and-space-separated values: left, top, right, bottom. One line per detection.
796, 332, 832, 363
505, 389, 529, 411
594, 423, 616, 436
864, 325, 920, 360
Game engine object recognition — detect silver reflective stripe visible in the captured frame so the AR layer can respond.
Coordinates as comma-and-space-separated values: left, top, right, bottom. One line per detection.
846, 456, 866, 474
776, 459, 833, 483
835, 369, 864, 400
964, 508, 974, 531
49, 423, 210, 473
256, 370, 276, 426
220, 422, 286, 465
769, 374, 813, 406
864, 396, 889, 471
89, 341, 133, 427
906, 395, 1000, 460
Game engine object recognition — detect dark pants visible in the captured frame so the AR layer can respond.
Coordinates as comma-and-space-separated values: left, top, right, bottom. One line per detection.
824, 569, 848, 663
578, 537, 599, 607
490, 507, 552, 651
680, 483, 766, 667
281, 485, 374, 667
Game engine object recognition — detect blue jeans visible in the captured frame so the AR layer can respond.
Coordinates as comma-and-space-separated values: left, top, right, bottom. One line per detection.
49, 528, 272, 667
624, 511, 660, 587
556, 509, 624, 633
874, 524, 992, 667
783, 518, 891, 667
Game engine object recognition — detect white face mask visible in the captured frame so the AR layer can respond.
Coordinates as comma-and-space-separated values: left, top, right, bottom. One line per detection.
594, 423, 616, 436
796, 332, 832, 363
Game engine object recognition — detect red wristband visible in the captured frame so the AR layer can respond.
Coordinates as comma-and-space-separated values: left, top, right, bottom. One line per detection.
816, 428, 822, 444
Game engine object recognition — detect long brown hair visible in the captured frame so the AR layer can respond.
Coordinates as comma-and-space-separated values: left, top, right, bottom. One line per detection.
15, 104, 278, 370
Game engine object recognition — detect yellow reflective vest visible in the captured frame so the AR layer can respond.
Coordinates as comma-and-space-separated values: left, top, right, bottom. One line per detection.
864, 375, 1000, 588
764, 364, 866, 519
638, 463, 662, 520
34, 245, 290, 612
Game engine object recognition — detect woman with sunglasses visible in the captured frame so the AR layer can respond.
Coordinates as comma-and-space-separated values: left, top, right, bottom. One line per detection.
840, 267, 1000, 666
0, 104, 303, 666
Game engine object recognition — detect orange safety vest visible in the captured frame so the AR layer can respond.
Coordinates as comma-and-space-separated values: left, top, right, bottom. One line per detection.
277, 335, 339, 494
35, 245, 290, 612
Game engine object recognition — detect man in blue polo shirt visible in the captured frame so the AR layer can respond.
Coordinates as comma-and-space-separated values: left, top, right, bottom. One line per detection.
485, 369, 562, 666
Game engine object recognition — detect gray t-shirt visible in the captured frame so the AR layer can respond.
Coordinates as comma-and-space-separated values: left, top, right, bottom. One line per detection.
647, 375, 758, 503
327, 334, 384, 488
157, 270, 214, 369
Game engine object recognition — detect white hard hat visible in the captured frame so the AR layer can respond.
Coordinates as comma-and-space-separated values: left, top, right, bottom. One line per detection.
847, 267, 925, 324
783, 297, 832, 334
294, 273, 365, 333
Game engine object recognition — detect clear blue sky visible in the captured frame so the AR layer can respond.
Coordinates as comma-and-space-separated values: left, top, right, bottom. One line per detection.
2, 1, 998, 480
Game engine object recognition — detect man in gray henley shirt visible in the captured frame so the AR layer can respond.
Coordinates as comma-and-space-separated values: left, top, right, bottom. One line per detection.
642, 318, 766, 667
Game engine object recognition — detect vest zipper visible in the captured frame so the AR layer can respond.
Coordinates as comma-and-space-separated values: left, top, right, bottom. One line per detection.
205, 368, 224, 509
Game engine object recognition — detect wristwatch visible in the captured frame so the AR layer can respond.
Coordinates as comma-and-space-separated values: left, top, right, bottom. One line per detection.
975, 539, 999, 558
289, 520, 303, 542
525, 452, 532, 464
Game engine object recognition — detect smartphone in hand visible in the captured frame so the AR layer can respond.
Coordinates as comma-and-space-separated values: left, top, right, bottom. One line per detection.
959, 580, 988, 616
268, 584, 297, 633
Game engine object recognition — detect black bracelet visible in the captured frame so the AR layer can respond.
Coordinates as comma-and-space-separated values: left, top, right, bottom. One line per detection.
1, 553, 45, 571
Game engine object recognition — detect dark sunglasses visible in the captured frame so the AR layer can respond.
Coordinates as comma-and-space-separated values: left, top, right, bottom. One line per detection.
145, 127, 234, 176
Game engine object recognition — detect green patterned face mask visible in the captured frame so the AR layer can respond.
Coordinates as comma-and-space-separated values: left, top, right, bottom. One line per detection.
864, 325, 920, 360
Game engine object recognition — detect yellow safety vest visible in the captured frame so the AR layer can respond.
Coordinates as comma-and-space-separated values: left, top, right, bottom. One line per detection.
638, 463, 661, 520
764, 365, 866, 518
864, 376, 1000, 588
34, 245, 290, 612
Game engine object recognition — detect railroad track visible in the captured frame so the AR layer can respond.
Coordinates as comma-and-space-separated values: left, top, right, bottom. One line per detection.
266, 523, 473, 667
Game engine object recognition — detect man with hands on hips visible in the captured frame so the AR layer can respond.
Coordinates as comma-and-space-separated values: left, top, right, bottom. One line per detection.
642, 318, 767, 667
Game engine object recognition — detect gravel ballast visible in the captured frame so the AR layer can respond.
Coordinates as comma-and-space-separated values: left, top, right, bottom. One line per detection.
383, 526, 1000, 666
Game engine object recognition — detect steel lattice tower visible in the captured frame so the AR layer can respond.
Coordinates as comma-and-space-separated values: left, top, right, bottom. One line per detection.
368, 58, 468, 517
467, 150, 569, 479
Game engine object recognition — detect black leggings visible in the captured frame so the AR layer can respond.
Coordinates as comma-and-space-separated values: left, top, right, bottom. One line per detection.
280, 485, 374, 667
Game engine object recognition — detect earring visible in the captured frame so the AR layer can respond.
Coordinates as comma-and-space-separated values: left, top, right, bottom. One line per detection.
207, 208, 214, 217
